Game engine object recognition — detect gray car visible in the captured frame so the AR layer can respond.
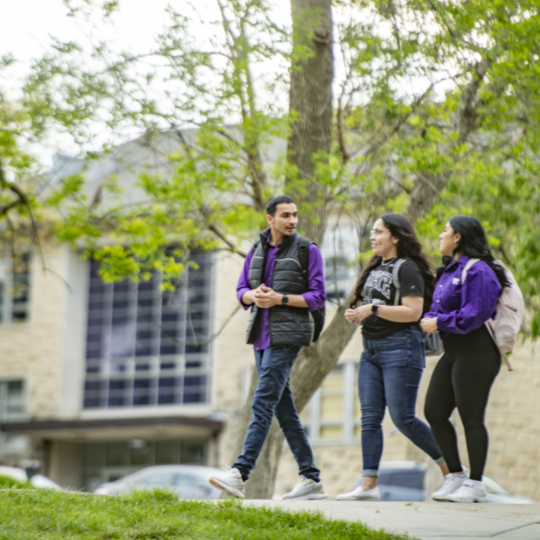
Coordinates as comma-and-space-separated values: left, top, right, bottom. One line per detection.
353, 462, 535, 504
94, 465, 224, 499
0, 466, 61, 490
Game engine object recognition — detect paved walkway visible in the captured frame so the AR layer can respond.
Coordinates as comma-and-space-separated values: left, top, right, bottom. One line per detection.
243, 500, 540, 539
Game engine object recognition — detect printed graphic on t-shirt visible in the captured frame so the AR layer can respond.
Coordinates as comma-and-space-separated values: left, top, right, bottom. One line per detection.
362, 270, 393, 304
360, 260, 425, 339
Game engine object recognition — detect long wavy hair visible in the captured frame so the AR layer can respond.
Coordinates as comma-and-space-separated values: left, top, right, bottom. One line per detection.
445, 215, 509, 289
350, 214, 435, 309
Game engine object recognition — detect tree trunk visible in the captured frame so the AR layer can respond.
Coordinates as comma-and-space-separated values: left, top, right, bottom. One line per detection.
286, 0, 334, 245
233, 0, 335, 500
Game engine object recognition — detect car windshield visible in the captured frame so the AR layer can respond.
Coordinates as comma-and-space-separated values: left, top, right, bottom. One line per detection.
135, 471, 175, 486
174, 474, 203, 488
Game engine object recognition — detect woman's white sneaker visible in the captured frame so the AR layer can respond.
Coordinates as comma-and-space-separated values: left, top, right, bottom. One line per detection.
336, 486, 380, 501
432, 473, 466, 501
446, 479, 488, 503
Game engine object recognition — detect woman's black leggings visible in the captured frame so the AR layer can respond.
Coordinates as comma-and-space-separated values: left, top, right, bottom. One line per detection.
424, 325, 501, 481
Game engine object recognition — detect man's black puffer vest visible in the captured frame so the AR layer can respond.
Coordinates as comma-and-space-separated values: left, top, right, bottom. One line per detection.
246, 229, 314, 347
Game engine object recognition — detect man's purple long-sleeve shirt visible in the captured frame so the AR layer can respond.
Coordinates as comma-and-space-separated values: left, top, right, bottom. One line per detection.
237, 236, 326, 350
424, 255, 501, 339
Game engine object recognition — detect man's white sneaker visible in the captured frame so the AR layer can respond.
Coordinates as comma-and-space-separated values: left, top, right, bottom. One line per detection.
336, 486, 380, 501
432, 473, 467, 501
209, 467, 245, 499
282, 476, 328, 501
446, 479, 488, 503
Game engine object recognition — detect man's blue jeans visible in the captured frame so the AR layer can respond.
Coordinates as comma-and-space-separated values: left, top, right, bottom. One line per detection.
359, 328, 445, 477
233, 345, 320, 482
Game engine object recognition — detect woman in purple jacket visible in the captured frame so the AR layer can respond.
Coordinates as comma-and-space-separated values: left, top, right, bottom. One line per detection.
421, 216, 509, 503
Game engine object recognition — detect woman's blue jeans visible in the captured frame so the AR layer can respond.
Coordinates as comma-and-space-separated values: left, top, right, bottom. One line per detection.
359, 328, 445, 477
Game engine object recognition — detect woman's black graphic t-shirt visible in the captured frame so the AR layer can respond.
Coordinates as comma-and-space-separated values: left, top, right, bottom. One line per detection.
361, 259, 425, 339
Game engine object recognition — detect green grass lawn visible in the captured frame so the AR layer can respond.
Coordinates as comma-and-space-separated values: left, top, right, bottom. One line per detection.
0, 488, 413, 540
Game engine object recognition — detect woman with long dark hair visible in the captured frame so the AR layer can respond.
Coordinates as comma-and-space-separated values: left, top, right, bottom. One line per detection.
337, 214, 448, 502
421, 216, 508, 503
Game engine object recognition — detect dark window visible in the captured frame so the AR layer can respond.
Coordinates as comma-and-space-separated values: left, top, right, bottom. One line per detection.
0, 380, 26, 428
155, 441, 180, 464
0, 254, 31, 324
83, 252, 213, 409
80, 439, 207, 492
180, 440, 206, 464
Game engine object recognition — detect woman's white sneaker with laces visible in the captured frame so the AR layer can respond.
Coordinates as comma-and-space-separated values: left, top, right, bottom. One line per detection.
336, 486, 380, 501
209, 467, 246, 499
432, 473, 467, 501
282, 476, 328, 501
446, 479, 488, 503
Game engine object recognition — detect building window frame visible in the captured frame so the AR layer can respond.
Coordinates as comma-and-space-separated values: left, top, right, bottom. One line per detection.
0, 253, 32, 325
0, 379, 28, 457
301, 362, 360, 444
83, 252, 214, 409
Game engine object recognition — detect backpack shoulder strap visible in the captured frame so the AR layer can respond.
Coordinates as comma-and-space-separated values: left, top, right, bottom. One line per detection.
298, 236, 313, 287
461, 258, 480, 283
391, 258, 406, 306
250, 240, 261, 261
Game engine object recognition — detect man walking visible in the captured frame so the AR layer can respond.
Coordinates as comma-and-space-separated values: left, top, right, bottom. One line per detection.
209, 195, 327, 500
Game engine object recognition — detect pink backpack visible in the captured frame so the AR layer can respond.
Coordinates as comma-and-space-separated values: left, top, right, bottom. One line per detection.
462, 259, 524, 371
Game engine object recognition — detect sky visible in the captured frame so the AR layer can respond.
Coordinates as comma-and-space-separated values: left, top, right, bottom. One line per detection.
0, 0, 291, 75
0, 0, 176, 164
0, 0, 451, 168
0, 0, 293, 166
0, 0, 172, 61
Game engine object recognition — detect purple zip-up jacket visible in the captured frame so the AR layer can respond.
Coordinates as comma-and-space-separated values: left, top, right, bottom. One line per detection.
424, 255, 501, 339
237, 235, 326, 350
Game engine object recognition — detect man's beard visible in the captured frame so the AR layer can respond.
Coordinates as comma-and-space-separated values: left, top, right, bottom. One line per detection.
278, 226, 295, 236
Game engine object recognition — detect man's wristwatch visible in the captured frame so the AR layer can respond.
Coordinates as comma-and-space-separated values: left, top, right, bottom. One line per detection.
282, 293, 289, 306
371, 304, 378, 315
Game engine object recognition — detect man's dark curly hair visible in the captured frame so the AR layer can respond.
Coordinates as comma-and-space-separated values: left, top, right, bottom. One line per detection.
266, 195, 296, 216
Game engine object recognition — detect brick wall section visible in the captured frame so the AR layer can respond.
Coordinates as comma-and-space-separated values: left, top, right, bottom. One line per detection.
211, 251, 255, 466
0, 244, 68, 420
